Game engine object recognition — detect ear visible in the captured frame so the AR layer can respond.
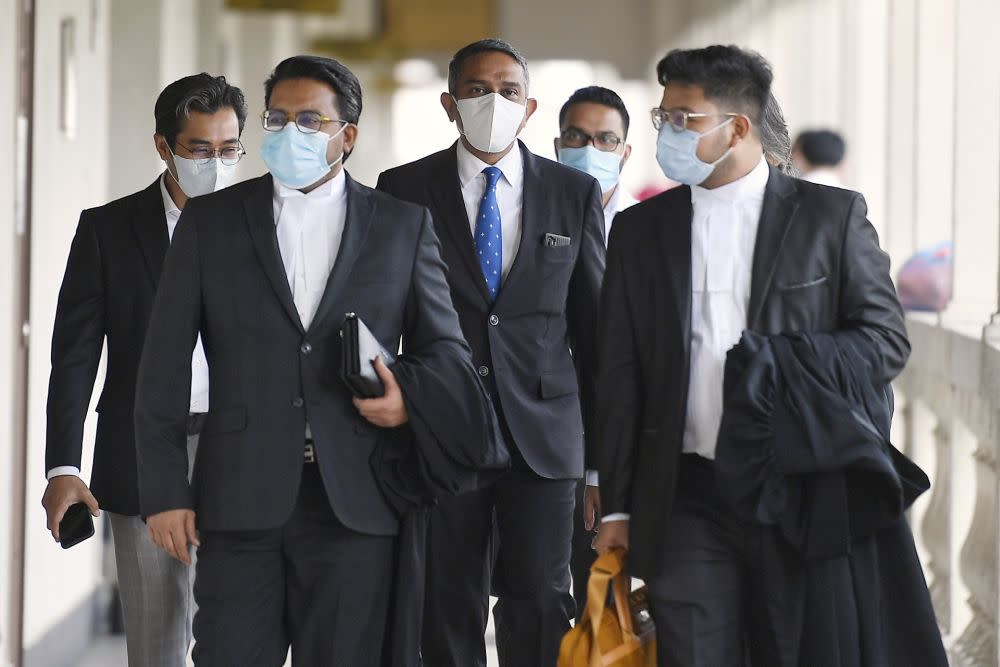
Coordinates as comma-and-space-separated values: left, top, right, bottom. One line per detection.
516, 98, 538, 134
341, 123, 359, 155
153, 133, 172, 163
440, 92, 459, 123
553, 137, 560, 159
621, 143, 633, 168
732, 115, 752, 143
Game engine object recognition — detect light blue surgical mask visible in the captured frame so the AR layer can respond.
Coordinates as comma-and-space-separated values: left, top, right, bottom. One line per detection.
655, 117, 734, 186
261, 122, 348, 189
557, 145, 623, 192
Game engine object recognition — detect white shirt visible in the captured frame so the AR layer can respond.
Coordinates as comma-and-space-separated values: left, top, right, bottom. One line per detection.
272, 170, 348, 331
602, 185, 638, 243
45, 175, 213, 480
160, 176, 211, 416
457, 141, 523, 281
601, 156, 769, 521
683, 156, 769, 458
802, 168, 843, 189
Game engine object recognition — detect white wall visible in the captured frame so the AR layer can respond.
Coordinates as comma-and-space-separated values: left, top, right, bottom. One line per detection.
0, 0, 19, 661
21, 0, 110, 652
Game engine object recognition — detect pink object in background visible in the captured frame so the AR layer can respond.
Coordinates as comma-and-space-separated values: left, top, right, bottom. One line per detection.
896, 241, 953, 312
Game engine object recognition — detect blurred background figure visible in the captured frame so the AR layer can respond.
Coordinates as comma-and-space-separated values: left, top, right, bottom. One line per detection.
791, 128, 846, 187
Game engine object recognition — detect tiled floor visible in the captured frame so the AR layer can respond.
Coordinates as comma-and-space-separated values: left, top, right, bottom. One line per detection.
77, 607, 500, 667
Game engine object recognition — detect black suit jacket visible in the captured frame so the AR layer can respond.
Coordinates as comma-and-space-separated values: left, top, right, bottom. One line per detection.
134, 173, 475, 536
376, 141, 606, 479
46, 178, 169, 516
595, 166, 910, 578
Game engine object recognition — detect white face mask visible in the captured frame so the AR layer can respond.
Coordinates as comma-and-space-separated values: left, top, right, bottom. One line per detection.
454, 93, 526, 153
167, 148, 239, 198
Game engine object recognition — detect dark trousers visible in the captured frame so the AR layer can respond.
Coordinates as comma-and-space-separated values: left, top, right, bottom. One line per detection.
646, 454, 790, 667
192, 464, 396, 666
421, 462, 576, 667
569, 479, 597, 621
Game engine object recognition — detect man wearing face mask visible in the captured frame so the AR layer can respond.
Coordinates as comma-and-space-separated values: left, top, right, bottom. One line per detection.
377, 39, 605, 667
135, 55, 485, 665
555, 86, 637, 244
41, 73, 246, 666
552, 84, 636, 620
592, 46, 934, 665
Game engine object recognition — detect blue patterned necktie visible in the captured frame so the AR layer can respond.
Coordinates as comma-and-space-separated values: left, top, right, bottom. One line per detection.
475, 166, 504, 300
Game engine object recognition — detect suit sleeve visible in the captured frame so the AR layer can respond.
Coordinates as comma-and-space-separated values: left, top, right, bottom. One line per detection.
595, 222, 641, 516
568, 180, 607, 471
134, 205, 201, 516
45, 211, 106, 474
838, 193, 910, 382
401, 208, 469, 359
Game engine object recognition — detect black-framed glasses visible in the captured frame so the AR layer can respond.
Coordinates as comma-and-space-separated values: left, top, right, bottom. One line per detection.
262, 109, 346, 134
650, 107, 739, 133
175, 141, 245, 166
559, 128, 624, 152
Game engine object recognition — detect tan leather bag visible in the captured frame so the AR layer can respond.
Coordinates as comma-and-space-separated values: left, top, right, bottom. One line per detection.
558, 548, 657, 667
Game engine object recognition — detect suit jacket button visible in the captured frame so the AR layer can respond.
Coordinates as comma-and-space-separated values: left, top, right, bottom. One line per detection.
300, 342, 312, 355
489, 314, 499, 326
292, 397, 304, 408
478, 366, 489, 377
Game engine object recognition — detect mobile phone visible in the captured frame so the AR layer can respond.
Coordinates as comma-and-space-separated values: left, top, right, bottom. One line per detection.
59, 502, 95, 549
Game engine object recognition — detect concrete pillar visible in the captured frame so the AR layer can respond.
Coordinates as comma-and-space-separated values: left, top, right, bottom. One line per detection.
949, 0, 1000, 324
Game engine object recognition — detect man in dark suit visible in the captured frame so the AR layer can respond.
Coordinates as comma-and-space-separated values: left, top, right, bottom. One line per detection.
377, 39, 606, 667
593, 46, 910, 666
134, 56, 480, 665
41, 73, 247, 666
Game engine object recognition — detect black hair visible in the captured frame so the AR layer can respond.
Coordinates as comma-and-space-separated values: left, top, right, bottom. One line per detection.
559, 86, 630, 139
794, 129, 846, 167
154, 73, 247, 149
448, 39, 529, 95
760, 92, 793, 173
656, 45, 773, 128
264, 55, 363, 125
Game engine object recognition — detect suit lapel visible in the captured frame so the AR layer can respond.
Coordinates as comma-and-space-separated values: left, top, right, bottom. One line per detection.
132, 177, 169, 288
747, 167, 800, 329
243, 174, 305, 333
309, 174, 374, 332
428, 144, 492, 304
496, 141, 539, 302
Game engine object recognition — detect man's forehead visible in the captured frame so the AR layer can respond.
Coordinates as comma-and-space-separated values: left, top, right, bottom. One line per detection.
269, 79, 339, 111
662, 83, 713, 109
562, 102, 624, 132
459, 52, 526, 83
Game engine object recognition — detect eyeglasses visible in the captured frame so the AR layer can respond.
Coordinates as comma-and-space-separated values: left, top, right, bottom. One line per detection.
650, 107, 739, 132
262, 109, 346, 134
175, 141, 245, 166
559, 128, 624, 152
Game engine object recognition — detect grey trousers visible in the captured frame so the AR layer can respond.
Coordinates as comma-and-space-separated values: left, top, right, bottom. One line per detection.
108, 433, 199, 667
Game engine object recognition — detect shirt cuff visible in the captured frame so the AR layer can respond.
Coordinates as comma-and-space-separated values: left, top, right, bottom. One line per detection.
585, 470, 599, 487
47, 466, 81, 480
601, 513, 630, 523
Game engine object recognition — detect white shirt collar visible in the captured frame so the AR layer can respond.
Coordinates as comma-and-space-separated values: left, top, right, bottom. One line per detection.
456, 140, 524, 190
690, 155, 770, 205
604, 185, 638, 216
272, 167, 348, 203
159, 172, 181, 219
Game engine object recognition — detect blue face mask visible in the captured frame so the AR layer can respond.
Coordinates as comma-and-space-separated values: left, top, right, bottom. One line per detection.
261, 123, 348, 189
557, 145, 623, 192
655, 117, 734, 186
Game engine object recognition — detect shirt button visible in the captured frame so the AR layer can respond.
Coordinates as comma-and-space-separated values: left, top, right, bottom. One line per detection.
292, 397, 304, 408
478, 366, 490, 377
300, 342, 312, 355
489, 314, 500, 326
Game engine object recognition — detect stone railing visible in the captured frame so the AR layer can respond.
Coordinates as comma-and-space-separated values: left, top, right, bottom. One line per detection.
895, 314, 1000, 666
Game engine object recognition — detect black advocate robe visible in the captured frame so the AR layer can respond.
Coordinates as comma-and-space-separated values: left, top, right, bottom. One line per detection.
715, 330, 947, 666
